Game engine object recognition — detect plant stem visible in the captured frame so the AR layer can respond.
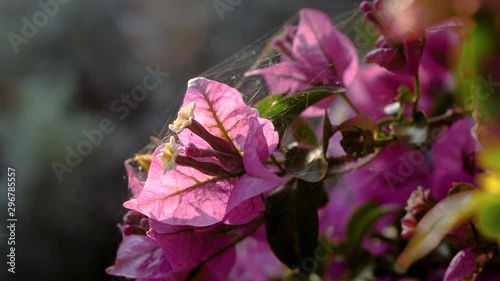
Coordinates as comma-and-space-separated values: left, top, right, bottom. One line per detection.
412, 75, 421, 114
374, 135, 397, 146
340, 92, 361, 115
377, 117, 400, 128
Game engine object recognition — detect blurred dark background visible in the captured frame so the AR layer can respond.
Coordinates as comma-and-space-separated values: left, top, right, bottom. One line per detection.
0, 1, 354, 280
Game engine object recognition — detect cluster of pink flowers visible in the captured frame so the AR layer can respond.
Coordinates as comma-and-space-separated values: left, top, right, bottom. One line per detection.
108, 1, 500, 280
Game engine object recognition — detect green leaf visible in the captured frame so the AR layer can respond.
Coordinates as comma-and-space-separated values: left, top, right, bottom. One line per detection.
265, 179, 320, 275
258, 87, 344, 132
346, 201, 395, 249
478, 196, 500, 239
289, 117, 319, 147
448, 182, 477, 196
397, 85, 413, 103
412, 111, 428, 127
395, 191, 476, 272
254, 93, 286, 117
285, 146, 328, 183
338, 114, 377, 132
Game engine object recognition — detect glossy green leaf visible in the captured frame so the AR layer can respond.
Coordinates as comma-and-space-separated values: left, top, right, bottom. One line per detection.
448, 182, 477, 196
346, 201, 394, 250
258, 87, 344, 132
254, 93, 286, 117
395, 191, 476, 272
289, 117, 319, 147
338, 114, 377, 132
285, 146, 328, 183
265, 179, 319, 275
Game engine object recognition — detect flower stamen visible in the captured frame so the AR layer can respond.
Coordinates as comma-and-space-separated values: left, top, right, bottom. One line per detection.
157, 136, 180, 173
169, 102, 196, 133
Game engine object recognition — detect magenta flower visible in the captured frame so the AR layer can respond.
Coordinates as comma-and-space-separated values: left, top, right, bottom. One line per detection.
361, 1, 423, 75
345, 64, 414, 120
343, 28, 460, 121
124, 78, 283, 227
344, 143, 433, 206
107, 219, 237, 281
228, 225, 285, 281
444, 248, 479, 281
361, 1, 463, 77
246, 8, 358, 112
147, 219, 236, 281
105, 225, 176, 280
431, 117, 479, 200
365, 36, 422, 75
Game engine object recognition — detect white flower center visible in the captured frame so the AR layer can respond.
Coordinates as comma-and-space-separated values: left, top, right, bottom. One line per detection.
169, 102, 196, 133
157, 136, 180, 173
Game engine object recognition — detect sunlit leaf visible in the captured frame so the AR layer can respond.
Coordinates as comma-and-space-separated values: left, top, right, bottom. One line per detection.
395, 191, 477, 272
289, 117, 319, 147
254, 93, 287, 117
285, 146, 328, 182
448, 182, 477, 196
338, 114, 377, 132
258, 87, 344, 132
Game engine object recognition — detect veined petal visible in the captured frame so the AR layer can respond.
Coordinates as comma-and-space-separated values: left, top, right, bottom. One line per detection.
245, 62, 312, 94
222, 196, 264, 225
148, 220, 236, 281
105, 226, 173, 279
124, 144, 234, 227
366, 48, 407, 72
293, 9, 358, 87
177, 78, 260, 152
227, 118, 284, 212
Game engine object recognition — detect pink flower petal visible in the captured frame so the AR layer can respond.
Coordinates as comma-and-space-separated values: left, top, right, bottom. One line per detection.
125, 162, 146, 197
444, 248, 477, 281
124, 144, 234, 227
245, 62, 311, 94
177, 78, 259, 152
226, 118, 284, 212
229, 225, 285, 281
222, 196, 264, 225
105, 226, 172, 279
293, 9, 358, 87
148, 220, 236, 281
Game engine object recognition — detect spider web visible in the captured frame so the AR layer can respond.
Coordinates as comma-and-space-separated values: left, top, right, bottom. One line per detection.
156, 2, 374, 142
